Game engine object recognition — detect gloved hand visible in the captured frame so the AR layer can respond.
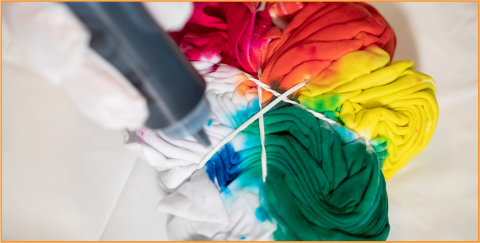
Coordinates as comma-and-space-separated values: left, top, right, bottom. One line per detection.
2, 2, 193, 130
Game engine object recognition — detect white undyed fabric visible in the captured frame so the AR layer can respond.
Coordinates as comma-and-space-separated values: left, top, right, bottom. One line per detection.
125, 61, 281, 240
128, 62, 342, 239
125, 63, 261, 192
123, 2, 478, 240
162, 169, 276, 241
158, 168, 230, 238
127, 55, 348, 239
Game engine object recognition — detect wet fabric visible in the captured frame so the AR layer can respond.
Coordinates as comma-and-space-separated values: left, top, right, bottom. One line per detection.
259, 2, 397, 103
123, 1, 441, 241
125, 64, 261, 192
297, 45, 439, 180
125, 62, 389, 240
208, 103, 390, 241
169, 2, 272, 74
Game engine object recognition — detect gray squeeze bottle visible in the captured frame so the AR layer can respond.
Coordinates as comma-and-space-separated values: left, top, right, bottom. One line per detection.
65, 2, 212, 147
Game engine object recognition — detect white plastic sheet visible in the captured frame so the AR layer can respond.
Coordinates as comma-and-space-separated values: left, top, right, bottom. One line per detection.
2, 2, 478, 241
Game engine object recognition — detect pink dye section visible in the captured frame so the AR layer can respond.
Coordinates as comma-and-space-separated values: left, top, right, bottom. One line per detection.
169, 2, 273, 75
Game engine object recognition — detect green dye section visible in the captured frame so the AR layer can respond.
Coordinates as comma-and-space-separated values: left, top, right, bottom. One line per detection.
296, 95, 344, 123
298, 94, 392, 165
369, 136, 390, 168
229, 103, 389, 241
298, 93, 342, 113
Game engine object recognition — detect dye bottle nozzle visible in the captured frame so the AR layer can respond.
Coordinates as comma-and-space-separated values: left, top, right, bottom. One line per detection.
66, 2, 211, 147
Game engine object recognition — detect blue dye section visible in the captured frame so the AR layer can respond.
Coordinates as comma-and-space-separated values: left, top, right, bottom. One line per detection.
330, 124, 359, 144
221, 99, 260, 129
207, 119, 213, 127
239, 236, 246, 240
255, 207, 267, 222
204, 98, 264, 193
223, 188, 233, 199
205, 143, 244, 191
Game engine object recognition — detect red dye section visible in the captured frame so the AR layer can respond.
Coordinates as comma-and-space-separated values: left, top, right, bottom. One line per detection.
168, 2, 396, 104
259, 2, 396, 102
269, 2, 306, 22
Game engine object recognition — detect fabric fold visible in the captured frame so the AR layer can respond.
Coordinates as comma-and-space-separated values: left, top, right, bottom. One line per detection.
297, 45, 439, 179
259, 2, 397, 103
122, 2, 442, 240
206, 103, 390, 241
170, 2, 272, 74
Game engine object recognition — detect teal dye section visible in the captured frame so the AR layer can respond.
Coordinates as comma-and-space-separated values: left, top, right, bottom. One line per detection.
255, 207, 267, 222
329, 121, 388, 168
207, 119, 213, 127
233, 166, 263, 194
324, 111, 343, 124
369, 136, 390, 168
205, 98, 262, 191
239, 236, 246, 240
221, 98, 260, 129
204, 112, 263, 192
223, 188, 233, 199
322, 105, 344, 124
205, 101, 388, 241
330, 123, 359, 143
239, 104, 389, 241
375, 149, 388, 168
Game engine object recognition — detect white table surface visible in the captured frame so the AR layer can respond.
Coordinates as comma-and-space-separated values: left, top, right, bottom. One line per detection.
2, 2, 478, 241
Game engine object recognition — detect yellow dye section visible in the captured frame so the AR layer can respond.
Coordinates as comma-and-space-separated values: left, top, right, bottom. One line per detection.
298, 45, 439, 180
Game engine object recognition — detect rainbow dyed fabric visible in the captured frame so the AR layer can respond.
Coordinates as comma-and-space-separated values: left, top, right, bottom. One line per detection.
125, 2, 438, 241
297, 45, 438, 180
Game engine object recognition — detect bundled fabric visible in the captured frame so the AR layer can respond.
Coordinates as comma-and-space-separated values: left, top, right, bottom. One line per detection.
297, 45, 439, 179
170, 2, 272, 74
124, 1, 440, 241
125, 64, 260, 192
126, 63, 389, 240
256, 2, 437, 179
213, 104, 390, 241
259, 2, 396, 102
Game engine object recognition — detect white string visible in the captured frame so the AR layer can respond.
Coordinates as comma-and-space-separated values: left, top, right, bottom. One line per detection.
243, 73, 338, 125
257, 85, 267, 182
196, 80, 308, 170
196, 72, 339, 185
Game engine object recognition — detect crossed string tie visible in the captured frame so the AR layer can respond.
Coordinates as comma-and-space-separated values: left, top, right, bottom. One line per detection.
196, 72, 338, 183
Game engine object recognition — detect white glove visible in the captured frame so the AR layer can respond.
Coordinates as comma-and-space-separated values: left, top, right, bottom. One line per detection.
2, 2, 193, 130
